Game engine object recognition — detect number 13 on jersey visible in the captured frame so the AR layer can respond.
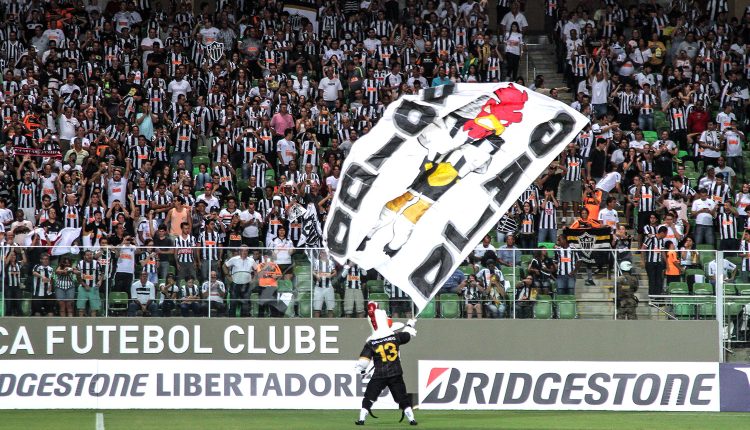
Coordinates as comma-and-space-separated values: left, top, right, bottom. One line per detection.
374, 342, 398, 362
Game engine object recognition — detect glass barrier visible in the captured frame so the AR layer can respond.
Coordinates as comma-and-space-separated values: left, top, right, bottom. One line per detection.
0, 244, 741, 330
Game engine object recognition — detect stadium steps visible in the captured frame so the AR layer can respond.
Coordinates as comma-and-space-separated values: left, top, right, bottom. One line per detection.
519, 36, 572, 104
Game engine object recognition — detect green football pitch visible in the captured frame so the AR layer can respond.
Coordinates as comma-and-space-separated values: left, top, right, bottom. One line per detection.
2, 410, 748, 430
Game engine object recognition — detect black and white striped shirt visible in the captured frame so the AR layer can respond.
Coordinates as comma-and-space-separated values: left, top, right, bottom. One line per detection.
563, 155, 584, 181
314, 257, 335, 288
718, 212, 737, 240
617, 91, 637, 115
32, 264, 54, 297
77, 259, 100, 289
519, 212, 536, 234
642, 236, 664, 263
5, 262, 21, 287
555, 247, 577, 275
174, 124, 194, 153
741, 239, 750, 271
667, 106, 687, 131
174, 234, 196, 263
539, 200, 557, 229
638, 92, 657, 115
62, 204, 81, 229
341, 263, 366, 289
199, 230, 220, 261
17, 181, 36, 209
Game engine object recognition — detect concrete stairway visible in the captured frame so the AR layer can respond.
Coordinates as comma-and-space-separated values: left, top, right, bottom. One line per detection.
519, 35, 573, 104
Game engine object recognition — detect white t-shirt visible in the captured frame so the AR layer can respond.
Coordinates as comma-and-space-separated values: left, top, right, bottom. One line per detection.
116, 245, 137, 274
240, 210, 263, 238
199, 27, 221, 45
168, 79, 192, 103
501, 12, 528, 30
590, 78, 609, 104
736, 192, 750, 216
716, 112, 736, 131
598, 208, 619, 230
504, 32, 523, 56
318, 77, 343, 101
596, 172, 621, 192
658, 223, 683, 248
272, 238, 294, 264
225, 255, 255, 284
58, 115, 79, 140
708, 259, 736, 279
140, 37, 163, 63
326, 175, 339, 192
724, 130, 743, 156
699, 130, 721, 158
691, 198, 716, 225
277, 139, 297, 165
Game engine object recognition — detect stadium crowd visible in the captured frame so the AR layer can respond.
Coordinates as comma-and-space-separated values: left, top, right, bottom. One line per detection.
0, 0, 748, 320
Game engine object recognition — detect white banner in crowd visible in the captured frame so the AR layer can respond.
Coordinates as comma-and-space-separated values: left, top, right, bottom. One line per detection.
0, 360, 398, 410
324, 84, 589, 311
418, 361, 720, 411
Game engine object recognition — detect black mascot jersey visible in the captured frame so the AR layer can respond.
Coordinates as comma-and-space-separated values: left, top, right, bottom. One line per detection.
359, 332, 411, 379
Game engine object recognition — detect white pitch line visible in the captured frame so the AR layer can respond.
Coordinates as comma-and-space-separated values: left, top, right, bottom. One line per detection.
95, 412, 105, 430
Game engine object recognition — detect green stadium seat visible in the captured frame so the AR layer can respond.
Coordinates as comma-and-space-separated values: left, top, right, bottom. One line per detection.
439, 293, 461, 318
677, 150, 688, 160
294, 265, 311, 276
108, 292, 129, 315
333, 293, 342, 317
277, 280, 294, 293
368, 292, 389, 311
419, 299, 436, 319
192, 155, 210, 167
367, 280, 384, 294
643, 130, 658, 143
520, 254, 534, 267
737, 284, 750, 295
20, 291, 32, 316
297, 292, 312, 317
668, 282, 689, 294
196, 146, 209, 157
696, 244, 715, 251
295, 274, 313, 293
538, 242, 555, 257
459, 265, 475, 276
502, 267, 522, 285
533, 295, 553, 319
556, 295, 577, 319
692, 283, 715, 319
250, 293, 260, 317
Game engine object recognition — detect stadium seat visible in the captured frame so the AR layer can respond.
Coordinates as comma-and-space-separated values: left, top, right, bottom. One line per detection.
419, 299, 436, 319
294, 265, 312, 276
295, 274, 313, 292
667, 282, 689, 294
20, 291, 32, 317
533, 295, 553, 319
668, 282, 693, 320
683, 160, 695, 171
367, 279, 384, 294
737, 284, 750, 296
520, 254, 533, 267
333, 293, 342, 317
696, 244, 715, 251
297, 292, 312, 317
250, 293, 259, 317
692, 283, 715, 319
368, 292, 389, 311
438, 294, 461, 318
556, 295, 577, 319
538, 242, 555, 257
459, 265, 475, 276
195, 146, 209, 157
192, 155, 210, 167
502, 267, 522, 285
277, 280, 294, 293
108, 292, 129, 315
643, 130, 657, 143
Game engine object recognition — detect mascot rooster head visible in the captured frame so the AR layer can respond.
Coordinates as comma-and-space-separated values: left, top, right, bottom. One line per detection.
366, 301, 398, 340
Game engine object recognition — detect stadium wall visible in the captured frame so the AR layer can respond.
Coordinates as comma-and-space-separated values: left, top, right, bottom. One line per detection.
0, 319, 719, 387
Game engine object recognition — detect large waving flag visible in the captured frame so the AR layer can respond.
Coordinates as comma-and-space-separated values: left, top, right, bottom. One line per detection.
323, 83, 589, 312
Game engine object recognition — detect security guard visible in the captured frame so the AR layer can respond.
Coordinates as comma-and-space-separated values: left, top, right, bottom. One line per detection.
617, 261, 639, 320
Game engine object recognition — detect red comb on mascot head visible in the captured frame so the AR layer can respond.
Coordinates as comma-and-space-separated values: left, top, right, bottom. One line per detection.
355, 301, 417, 426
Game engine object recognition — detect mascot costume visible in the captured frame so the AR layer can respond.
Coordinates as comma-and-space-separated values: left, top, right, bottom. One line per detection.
355, 301, 418, 426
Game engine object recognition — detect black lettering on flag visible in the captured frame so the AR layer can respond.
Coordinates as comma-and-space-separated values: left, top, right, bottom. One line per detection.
444, 206, 496, 251
366, 135, 406, 170
482, 154, 531, 207
394, 100, 437, 136
409, 245, 454, 297
326, 210, 353, 258
528, 111, 576, 157
421, 84, 455, 105
338, 163, 377, 212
